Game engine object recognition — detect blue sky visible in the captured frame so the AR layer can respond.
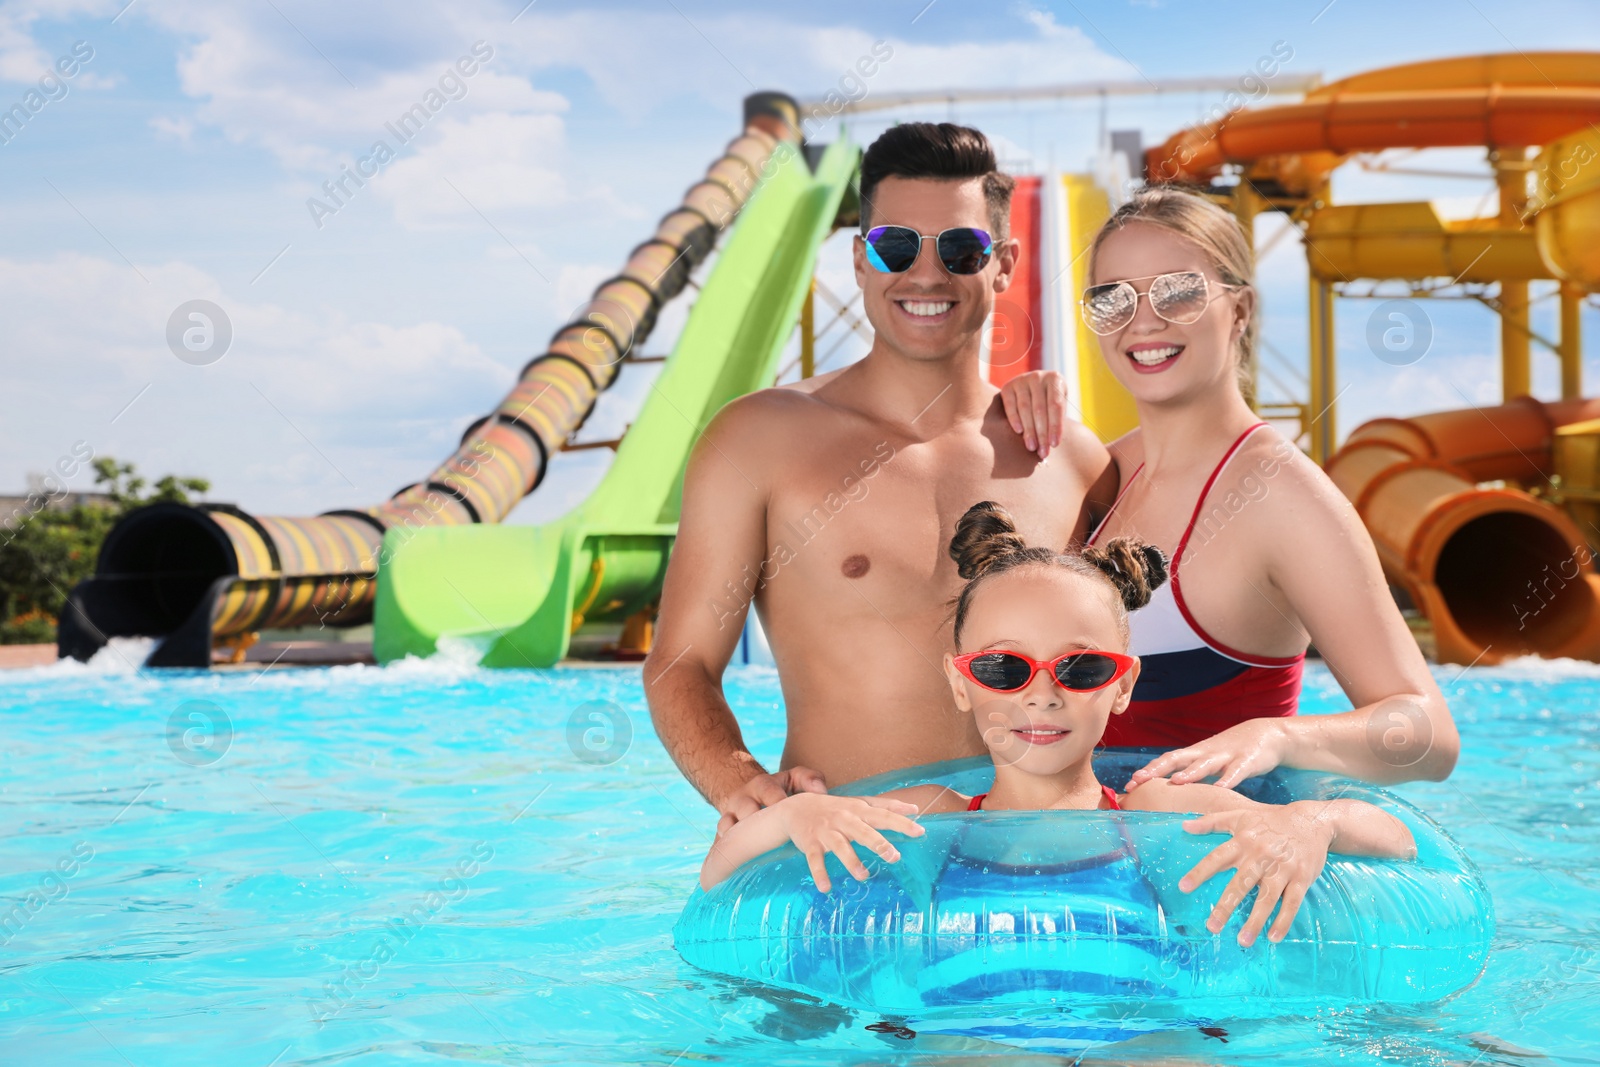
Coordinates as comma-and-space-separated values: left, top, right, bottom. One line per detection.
3, 0, 1598, 518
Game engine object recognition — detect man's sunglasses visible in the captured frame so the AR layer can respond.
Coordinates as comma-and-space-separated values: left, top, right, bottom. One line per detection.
862, 225, 994, 275
1079, 271, 1243, 336
952, 649, 1135, 694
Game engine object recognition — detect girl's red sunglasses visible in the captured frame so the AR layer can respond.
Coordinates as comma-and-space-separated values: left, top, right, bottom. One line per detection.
952, 649, 1135, 694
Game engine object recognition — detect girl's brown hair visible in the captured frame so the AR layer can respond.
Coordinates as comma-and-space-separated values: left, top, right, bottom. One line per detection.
949, 501, 1167, 648
1088, 186, 1258, 404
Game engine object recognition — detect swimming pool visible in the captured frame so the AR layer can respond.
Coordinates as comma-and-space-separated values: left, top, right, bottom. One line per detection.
1, 649, 1594, 1065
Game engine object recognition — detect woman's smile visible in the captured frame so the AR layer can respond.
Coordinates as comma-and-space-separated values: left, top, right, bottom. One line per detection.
1125, 340, 1185, 373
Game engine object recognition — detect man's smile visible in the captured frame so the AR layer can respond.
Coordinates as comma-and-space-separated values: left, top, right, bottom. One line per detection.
895, 298, 956, 323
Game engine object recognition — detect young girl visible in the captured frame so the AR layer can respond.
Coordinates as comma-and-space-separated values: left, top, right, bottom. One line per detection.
701, 501, 1416, 947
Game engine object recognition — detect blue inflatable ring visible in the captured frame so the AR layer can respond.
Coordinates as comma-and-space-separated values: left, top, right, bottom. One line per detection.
673, 751, 1493, 1016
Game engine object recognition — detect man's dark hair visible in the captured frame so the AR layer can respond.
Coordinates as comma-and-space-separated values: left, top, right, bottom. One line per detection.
859, 122, 1015, 239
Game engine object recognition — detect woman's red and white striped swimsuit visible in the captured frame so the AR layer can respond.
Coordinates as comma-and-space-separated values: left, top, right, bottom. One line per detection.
1088, 422, 1304, 748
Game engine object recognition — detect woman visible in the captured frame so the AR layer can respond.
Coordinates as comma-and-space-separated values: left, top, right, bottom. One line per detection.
1000, 186, 1458, 790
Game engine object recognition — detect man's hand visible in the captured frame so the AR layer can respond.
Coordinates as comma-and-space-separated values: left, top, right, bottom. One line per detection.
1127, 718, 1292, 790
1177, 801, 1335, 946
999, 369, 1068, 459
715, 765, 828, 836
774, 793, 925, 892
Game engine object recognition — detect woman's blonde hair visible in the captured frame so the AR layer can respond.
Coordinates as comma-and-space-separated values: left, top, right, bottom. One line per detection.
1088, 187, 1258, 405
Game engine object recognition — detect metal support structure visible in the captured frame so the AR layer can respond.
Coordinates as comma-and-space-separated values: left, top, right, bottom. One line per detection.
800, 277, 816, 379
777, 275, 869, 382
1496, 148, 1533, 399
1307, 275, 1337, 465
1230, 182, 1267, 411
1561, 282, 1585, 400
804, 74, 1322, 117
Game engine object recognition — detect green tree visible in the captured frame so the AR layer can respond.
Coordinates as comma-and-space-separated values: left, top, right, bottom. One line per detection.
0, 458, 210, 644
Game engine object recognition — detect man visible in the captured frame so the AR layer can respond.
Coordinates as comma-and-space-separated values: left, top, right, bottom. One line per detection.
644, 122, 1115, 832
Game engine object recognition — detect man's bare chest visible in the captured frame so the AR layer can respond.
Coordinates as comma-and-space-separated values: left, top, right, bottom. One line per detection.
761, 436, 1085, 594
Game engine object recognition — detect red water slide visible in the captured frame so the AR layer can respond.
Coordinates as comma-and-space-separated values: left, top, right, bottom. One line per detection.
987, 175, 1043, 387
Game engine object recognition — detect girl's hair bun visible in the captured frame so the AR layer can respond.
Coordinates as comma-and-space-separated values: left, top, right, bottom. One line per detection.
1083, 537, 1169, 612
949, 500, 1029, 580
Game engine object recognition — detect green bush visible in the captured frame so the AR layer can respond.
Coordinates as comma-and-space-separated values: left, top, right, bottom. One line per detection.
0, 458, 209, 645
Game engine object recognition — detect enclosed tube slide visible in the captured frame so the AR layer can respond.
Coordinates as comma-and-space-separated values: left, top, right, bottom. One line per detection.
1146, 53, 1600, 187
1326, 398, 1600, 664
1537, 126, 1600, 290
59, 94, 802, 667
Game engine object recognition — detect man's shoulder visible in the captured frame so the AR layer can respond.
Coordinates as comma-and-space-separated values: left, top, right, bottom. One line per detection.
708, 386, 812, 434
1043, 417, 1114, 483
776, 366, 849, 396
709, 376, 853, 438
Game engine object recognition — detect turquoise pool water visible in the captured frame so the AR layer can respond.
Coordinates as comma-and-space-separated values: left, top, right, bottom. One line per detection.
0, 651, 1594, 1065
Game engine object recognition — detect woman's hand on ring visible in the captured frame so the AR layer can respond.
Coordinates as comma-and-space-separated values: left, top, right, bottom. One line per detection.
1128, 719, 1292, 790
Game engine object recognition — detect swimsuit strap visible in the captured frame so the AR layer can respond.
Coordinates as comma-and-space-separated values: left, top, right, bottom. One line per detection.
966, 786, 1121, 812
1086, 461, 1145, 547
1167, 422, 1305, 668
1089, 423, 1268, 550
1171, 422, 1269, 577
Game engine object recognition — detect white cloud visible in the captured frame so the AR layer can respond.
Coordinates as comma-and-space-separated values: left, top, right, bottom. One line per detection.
0, 0, 1143, 518
555, 262, 614, 320
130, 2, 677, 237
1337, 350, 1502, 436
0, 251, 512, 513
860, 7, 1127, 93
148, 114, 194, 141
0, 0, 103, 84
3, 1, 1135, 237
379, 111, 570, 228
501, 7, 1133, 119
176, 43, 568, 173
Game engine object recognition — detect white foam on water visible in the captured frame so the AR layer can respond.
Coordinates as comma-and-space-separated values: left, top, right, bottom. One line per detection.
246, 643, 495, 690
433, 632, 497, 665
1435, 654, 1600, 682
86, 637, 154, 673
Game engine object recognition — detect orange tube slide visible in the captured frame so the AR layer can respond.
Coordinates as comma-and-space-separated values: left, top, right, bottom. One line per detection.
1326, 398, 1600, 664
1148, 53, 1600, 186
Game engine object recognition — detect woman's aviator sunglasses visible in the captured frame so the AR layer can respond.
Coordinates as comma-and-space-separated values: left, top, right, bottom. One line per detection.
952, 649, 1135, 694
1079, 271, 1244, 336
862, 225, 994, 276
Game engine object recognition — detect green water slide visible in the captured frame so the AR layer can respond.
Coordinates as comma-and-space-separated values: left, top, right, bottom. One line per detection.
372, 139, 858, 667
